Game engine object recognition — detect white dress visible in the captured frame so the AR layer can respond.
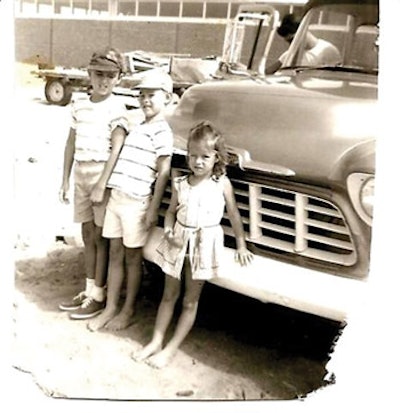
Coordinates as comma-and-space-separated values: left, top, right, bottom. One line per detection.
154, 174, 226, 280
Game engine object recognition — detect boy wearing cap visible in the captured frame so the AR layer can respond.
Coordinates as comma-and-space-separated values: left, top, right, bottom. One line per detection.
59, 47, 129, 319
88, 70, 174, 332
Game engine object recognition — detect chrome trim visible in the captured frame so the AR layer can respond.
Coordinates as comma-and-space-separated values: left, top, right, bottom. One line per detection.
227, 146, 296, 176
159, 172, 356, 266
347, 172, 374, 226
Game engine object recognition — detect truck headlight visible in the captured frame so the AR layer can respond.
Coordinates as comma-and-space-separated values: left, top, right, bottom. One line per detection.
347, 173, 374, 226
360, 176, 374, 218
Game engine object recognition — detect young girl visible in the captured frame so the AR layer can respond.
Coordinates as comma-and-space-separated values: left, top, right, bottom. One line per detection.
133, 120, 253, 368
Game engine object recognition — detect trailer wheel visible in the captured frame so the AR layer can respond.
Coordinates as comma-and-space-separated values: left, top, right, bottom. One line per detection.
44, 78, 72, 106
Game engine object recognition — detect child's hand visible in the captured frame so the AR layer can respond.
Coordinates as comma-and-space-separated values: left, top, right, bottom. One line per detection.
235, 247, 253, 266
59, 183, 70, 204
164, 229, 184, 248
144, 208, 158, 231
90, 185, 105, 204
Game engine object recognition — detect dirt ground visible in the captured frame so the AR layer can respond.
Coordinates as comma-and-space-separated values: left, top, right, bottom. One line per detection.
11, 63, 335, 403
13, 243, 334, 401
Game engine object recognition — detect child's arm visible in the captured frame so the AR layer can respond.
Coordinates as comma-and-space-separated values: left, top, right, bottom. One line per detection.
144, 155, 171, 230
90, 126, 126, 204
163, 179, 182, 247
59, 127, 76, 204
223, 176, 253, 266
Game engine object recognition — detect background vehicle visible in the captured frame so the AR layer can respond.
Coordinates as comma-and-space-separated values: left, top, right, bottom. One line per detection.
30, 2, 296, 105
143, 0, 378, 322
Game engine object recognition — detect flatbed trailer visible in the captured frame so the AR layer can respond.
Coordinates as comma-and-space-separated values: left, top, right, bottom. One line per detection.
32, 66, 90, 105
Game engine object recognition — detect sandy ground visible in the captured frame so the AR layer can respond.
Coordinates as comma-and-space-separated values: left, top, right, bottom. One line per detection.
11, 63, 337, 403
13, 244, 333, 401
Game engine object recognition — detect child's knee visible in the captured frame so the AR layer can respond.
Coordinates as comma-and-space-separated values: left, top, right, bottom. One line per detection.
162, 286, 180, 304
109, 240, 124, 261
125, 247, 142, 266
182, 296, 199, 312
81, 221, 95, 244
94, 230, 108, 248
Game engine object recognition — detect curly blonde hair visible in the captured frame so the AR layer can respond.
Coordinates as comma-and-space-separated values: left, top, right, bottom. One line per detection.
188, 121, 228, 177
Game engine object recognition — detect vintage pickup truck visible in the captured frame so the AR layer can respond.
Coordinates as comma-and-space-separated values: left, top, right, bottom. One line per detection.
143, 0, 378, 322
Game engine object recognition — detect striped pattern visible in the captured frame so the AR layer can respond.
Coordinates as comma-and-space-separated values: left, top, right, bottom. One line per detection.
71, 94, 129, 162
107, 120, 173, 198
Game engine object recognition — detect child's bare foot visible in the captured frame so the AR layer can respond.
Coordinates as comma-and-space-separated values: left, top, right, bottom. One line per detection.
105, 310, 135, 331
131, 341, 162, 363
146, 348, 176, 369
87, 308, 118, 332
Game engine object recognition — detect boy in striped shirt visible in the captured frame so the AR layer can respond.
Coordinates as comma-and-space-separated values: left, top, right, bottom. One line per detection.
58, 48, 128, 319
88, 70, 173, 331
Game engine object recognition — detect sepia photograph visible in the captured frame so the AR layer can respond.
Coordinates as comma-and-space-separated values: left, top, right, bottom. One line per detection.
2, 0, 399, 411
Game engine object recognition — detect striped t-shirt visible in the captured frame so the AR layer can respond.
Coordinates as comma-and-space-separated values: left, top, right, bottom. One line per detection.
107, 119, 173, 198
71, 94, 129, 162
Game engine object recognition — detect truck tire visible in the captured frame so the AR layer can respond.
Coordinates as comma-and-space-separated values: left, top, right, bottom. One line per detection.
44, 78, 72, 106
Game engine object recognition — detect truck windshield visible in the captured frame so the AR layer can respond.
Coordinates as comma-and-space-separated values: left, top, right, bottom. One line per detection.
281, 5, 379, 73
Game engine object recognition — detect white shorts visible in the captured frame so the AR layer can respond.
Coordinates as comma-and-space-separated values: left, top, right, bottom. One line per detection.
102, 189, 150, 248
73, 161, 109, 227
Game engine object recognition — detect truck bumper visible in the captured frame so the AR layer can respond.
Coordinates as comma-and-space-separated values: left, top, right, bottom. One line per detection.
143, 227, 367, 322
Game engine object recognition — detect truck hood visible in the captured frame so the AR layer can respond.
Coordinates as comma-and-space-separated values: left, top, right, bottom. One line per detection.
167, 70, 378, 183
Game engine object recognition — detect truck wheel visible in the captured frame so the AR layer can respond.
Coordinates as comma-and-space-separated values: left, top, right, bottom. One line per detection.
44, 78, 72, 106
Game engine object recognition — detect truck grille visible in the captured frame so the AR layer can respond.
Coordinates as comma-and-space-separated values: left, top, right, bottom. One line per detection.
159, 175, 356, 266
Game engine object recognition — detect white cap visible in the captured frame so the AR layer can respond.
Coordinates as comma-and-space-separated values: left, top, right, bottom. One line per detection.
137, 70, 173, 93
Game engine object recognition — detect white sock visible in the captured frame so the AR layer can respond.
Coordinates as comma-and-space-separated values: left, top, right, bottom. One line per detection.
90, 285, 105, 302
85, 278, 95, 296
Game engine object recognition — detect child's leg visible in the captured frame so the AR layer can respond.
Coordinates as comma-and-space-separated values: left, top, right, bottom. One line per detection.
132, 274, 181, 362
81, 220, 96, 283
87, 238, 124, 331
105, 247, 142, 330
86, 224, 109, 304
59, 221, 96, 311
93, 224, 109, 289
147, 262, 205, 368
68, 222, 110, 319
